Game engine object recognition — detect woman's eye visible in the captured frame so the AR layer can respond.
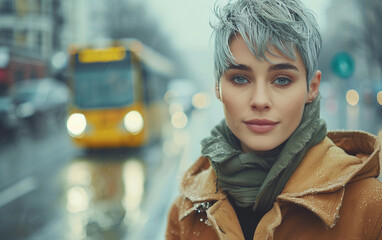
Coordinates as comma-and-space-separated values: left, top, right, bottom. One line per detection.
232, 76, 249, 84
273, 77, 291, 86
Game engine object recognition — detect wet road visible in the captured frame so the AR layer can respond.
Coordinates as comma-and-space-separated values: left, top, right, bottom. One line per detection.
0, 117, 76, 239
0, 88, 381, 240
0, 114, 187, 240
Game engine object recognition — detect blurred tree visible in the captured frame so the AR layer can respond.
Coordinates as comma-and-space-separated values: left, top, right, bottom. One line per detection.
96, 0, 188, 77
100, 1, 162, 49
356, 0, 382, 78
318, 0, 361, 80
318, 0, 382, 82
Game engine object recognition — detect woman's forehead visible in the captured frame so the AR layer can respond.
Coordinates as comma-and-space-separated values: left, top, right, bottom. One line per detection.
229, 35, 304, 67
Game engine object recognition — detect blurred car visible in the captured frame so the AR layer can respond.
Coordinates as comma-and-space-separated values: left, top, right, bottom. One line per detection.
10, 78, 69, 127
0, 95, 18, 135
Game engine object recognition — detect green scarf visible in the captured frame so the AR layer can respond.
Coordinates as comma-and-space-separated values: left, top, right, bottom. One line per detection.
201, 96, 327, 213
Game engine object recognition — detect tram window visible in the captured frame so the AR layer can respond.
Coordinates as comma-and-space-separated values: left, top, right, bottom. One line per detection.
142, 68, 167, 104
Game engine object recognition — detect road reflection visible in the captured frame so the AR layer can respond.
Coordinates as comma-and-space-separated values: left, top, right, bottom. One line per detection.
62, 152, 146, 240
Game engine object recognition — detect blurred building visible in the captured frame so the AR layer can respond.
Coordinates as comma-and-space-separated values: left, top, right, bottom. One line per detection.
61, 0, 103, 45
0, 0, 64, 93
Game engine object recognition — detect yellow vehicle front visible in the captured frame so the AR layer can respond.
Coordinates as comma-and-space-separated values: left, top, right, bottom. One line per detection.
66, 45, 148, 148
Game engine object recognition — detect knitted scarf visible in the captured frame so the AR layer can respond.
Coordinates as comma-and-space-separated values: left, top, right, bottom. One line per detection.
201, 96, 327, 213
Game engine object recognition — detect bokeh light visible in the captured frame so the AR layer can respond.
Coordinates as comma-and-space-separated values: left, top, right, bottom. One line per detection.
377, 91, 382, 106
346, 89, 359, 106
171, 111, 188, 129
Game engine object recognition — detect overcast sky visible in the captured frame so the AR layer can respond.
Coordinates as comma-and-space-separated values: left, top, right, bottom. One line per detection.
145, 0, 331, 50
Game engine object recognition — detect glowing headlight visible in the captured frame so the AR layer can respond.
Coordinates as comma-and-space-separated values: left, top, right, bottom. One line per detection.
124, 111, 144, 134
66, 113, 87, 137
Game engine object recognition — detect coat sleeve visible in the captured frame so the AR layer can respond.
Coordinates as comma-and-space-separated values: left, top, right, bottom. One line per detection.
166, 196, 183, 240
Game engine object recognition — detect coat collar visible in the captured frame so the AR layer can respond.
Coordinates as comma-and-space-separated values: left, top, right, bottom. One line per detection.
179, 154, 225, 203
277, 131, 380, 228
179, 131, 380, 229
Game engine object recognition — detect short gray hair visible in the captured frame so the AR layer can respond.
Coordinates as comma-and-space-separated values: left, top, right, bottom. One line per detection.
212, 0, 322, 85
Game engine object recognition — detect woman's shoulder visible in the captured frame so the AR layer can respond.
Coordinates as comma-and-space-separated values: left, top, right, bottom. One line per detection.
345, 177, 382, 203
327, 130, 381, 179
340, 177, 382, 237
284, 130, 381, 195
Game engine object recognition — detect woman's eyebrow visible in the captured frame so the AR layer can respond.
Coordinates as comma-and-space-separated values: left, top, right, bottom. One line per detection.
268, 63, 299, 72
227, 64, 252, 71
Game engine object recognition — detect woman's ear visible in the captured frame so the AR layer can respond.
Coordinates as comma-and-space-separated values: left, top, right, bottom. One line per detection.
306, 70, 321, 103
215, 82, 221, 100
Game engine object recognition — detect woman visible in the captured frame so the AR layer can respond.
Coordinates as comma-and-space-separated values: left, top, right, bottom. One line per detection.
166, 0, 382, 239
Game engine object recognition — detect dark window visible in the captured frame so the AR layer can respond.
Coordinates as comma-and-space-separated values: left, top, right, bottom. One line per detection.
1, 0, 13, 13
30, 68, 38, 79
37, 0, 42, 14
37, 31, 43, 49
73, 59, 134, 109
0, 83, 7, 95
15, 69, 24, 82
0, 28, 13, 44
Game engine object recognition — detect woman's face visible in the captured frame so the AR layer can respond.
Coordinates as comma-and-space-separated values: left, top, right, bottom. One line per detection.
217, 35, 320, 152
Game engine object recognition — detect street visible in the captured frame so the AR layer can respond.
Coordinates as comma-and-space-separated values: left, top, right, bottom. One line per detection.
1, 0, 382, 239
0, 91, 381, 240
0, 111, 188, 240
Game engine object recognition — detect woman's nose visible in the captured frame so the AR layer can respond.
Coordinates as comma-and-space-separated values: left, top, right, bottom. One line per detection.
249, 84, 271, 111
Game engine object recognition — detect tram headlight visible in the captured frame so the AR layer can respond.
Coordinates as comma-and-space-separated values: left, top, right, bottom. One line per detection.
123, 111, 144, 135
67, 113, 87, 137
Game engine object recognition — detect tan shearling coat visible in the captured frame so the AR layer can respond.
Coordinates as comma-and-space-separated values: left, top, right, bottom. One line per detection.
166, 131, 382, 240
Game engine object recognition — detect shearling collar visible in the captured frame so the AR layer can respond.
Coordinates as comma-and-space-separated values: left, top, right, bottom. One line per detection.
179, 154, 226, 203
178, 131, 381, 229
277, 131, 380, 228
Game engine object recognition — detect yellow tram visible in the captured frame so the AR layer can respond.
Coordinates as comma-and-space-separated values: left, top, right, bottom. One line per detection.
66, 39, 174, 148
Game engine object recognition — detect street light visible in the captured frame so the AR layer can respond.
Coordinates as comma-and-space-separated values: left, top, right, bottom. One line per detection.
346, 89, 359, 106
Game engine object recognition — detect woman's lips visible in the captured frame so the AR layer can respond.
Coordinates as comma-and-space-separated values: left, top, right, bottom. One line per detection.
244, 119, 279, 133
